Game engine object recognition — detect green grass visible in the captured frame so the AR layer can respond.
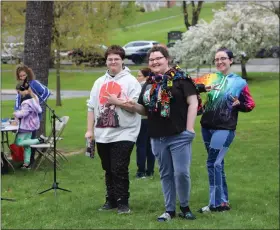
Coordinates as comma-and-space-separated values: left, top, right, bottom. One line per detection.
1, 66, 140, 91
1, 72, 279, 229
111, 3, 225, 45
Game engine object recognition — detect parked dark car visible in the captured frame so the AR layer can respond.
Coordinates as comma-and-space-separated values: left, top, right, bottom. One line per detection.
256, 46, 279, 58
130, 47, 150, 64
68, 45, 107, 67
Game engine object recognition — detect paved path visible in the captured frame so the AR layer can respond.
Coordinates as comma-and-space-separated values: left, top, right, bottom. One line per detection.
1, 59, 278, 101
1, 90, 91, 101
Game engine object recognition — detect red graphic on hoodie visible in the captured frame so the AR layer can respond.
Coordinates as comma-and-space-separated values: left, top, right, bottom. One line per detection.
96, 81, 122, 128
99, 81, 122, 105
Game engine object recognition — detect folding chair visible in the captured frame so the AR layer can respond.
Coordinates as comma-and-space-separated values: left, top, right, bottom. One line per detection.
31, 116, 69, 170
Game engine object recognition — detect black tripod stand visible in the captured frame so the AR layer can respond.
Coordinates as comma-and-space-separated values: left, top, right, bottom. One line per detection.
38, 106, 71, 196
1, 197, 16, 202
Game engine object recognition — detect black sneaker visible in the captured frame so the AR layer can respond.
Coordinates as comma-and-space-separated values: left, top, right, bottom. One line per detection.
117, 204, 131, 214
98, 200, 117, 211
217, 203, 231, 212
178, 211, 196, 220
21, 164, 31, 170
135, 172, 146, 179
145, 171, 154, 178
38, 137, 46, 144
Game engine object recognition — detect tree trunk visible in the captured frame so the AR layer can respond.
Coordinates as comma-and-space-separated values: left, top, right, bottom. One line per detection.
23, 1, 54, 135
183, 1, 204, 30
55, 46, 62, 106
241, 57, 248, 80
191, 1, 204, 26
167, 1, 171, 8
183, 1, 191, 30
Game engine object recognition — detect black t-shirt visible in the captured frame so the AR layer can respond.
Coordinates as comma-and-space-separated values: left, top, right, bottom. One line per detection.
138, 79, 197, 138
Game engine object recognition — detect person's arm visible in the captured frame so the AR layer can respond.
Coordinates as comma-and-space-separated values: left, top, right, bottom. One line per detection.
85, 111, 94, 140
186, 95, 198, 132
181, 79, 198, 132
196, 83, 221, 93
233, 84, 255, 112
85, 82, 97, 140
13, 104, 31, 119
14, 93, 21, 111
122, 100, 146, 115
30, 80, 51, 103
28, 87, 39, 103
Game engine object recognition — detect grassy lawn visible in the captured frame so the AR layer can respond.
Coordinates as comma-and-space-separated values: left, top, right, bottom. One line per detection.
1, 65, 141, 91
111, 3, 225, 45
1, 72, 279, 229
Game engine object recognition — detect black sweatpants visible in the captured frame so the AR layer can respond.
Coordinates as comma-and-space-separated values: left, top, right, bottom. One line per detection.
96, 141, 135, 205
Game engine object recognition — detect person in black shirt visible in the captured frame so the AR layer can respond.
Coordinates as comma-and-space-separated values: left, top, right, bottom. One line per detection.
122, 46, 199, 221
135, 67, 155, 179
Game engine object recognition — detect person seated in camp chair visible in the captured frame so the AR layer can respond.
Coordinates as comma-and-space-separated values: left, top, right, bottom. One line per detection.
13, 83, 45, 169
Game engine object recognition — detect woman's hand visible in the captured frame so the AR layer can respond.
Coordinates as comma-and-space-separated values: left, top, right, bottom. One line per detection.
230, 95, 240, 107
205, 84, 220, 92
103, 92, 126, 106
232, 99, 240, 106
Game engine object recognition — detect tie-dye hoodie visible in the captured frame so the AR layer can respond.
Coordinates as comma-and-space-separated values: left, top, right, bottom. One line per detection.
194, 72, 255, 130
14, 95, 42, 132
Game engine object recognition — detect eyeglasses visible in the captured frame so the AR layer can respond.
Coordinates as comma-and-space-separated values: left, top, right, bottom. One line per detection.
107, 58, 122, 62
214, 57, 229, 63
148, 56, 165, 62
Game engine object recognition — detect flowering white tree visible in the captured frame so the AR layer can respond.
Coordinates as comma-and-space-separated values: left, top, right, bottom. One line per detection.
170, 2, 279, 78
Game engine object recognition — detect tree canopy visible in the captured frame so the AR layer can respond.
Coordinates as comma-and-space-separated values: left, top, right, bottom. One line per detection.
170, 2, 279, 72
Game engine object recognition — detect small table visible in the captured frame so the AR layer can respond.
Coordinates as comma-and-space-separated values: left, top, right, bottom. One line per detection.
1, 122, 18, 172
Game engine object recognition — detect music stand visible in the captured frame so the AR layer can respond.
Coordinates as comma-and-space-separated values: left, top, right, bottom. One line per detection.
37, 105, 71, 196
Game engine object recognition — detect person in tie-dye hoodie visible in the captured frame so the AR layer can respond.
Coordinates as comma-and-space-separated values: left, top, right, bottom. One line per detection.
194, 47, 255, 213
13, 84, 45, 169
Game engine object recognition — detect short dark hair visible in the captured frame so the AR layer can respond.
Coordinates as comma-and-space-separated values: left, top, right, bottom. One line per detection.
140, 67, 151, 78
147, 46, 170, 60
105, 45, 125, 60
216, 47, 234, 59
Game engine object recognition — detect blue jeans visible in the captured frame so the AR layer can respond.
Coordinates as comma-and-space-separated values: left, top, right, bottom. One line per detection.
201, 128, 235, 207
136, 119, 155, 174
151, 130, 195, 212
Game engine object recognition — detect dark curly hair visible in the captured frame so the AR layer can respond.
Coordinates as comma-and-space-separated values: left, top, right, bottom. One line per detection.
15, 64, 36, 81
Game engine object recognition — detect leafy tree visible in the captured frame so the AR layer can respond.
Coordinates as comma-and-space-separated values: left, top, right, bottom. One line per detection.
170, 3, 279, 78
24, 1, 54, 134
183, 1, 204, 30
1, 2, 26, 43
51, 1, 136, 106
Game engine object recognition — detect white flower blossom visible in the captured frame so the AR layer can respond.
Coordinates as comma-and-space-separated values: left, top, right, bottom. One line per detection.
170, 3, 279, 67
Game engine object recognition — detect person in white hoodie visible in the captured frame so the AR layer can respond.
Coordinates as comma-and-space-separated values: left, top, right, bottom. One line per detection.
85, 45, 141, 214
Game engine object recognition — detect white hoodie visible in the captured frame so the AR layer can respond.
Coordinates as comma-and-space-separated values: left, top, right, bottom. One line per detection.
87, 67, 141, 143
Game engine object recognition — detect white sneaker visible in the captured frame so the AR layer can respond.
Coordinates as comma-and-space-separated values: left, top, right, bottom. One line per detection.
198, 205, 211, 213
157, 212, 172, 222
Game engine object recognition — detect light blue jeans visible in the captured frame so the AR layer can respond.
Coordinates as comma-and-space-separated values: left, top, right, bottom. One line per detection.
151, 130, 195, 212
201, 128, 235, 207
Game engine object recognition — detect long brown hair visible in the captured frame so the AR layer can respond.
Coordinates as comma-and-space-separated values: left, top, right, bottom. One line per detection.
15, 64, 36, 81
